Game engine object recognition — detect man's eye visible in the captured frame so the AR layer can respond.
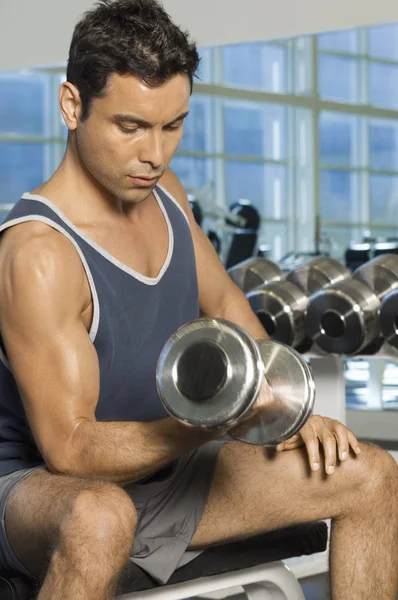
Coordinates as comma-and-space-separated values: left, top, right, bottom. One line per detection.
119, 125, 138, 134
165, 122, 182, 131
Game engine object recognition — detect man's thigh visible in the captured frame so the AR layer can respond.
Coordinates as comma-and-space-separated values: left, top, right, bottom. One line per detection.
189, 440, 373, 549
3, 467, 127, 578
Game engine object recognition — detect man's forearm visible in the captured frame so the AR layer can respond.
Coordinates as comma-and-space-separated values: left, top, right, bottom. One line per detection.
58, 417, 220, 483
58, 293, 265, 484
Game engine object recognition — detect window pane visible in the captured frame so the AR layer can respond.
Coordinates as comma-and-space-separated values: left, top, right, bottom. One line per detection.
318, 30, 359, 53
257, 222, 288, 261
321, 226, 362, 261
370, 226, 398, 241
0, 73, 50, 137
224, 101, 286, 160
293, 37, 313, 95
225, 161, 287, 219
319, 55, 360, 103
197, 47, 213, 83
345, 360, 370, 408
225, 161, 263, 209
223, 43, 287, 93
370, 174, 398, 224
369, 118, 398, 171
319, 112, 360, 167
320, 170, 360, 222
0, 142, 48, 204
179, 96, 213, 153
264, 165, 287, 219
171, 156, 213, 193
369, 24, 398, 61
369, 62, 398, 110
382, 363, 398, 408
347, 359, 398, 410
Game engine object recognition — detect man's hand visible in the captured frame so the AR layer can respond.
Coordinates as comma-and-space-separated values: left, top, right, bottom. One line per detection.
276, 415, 362, 475
228, 378, 273, 439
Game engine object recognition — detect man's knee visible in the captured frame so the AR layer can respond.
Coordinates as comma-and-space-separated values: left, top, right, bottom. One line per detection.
359, 443, 398, 493
339, 443, 397, 509
59, 483, 137, 556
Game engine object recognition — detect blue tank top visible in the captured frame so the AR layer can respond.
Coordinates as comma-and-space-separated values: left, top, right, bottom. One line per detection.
0, 185, 199, 477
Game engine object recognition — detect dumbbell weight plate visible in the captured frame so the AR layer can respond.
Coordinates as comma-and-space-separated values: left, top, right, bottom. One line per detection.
247, 280, 307, 347
231, 341, 315, 446
306, 278, 380, 355
380, 289, 398, 349
354, 254, 398, 299
228, 257, 284, 294
287, 256, 350, 295
156, 318, 264, 430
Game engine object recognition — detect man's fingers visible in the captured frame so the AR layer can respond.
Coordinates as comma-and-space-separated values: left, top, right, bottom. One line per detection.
274, 417, 361, 477
346, 428, 361, 456
298, 423, 321, 472
310, 417, 338, 475
332, 422, 350, 462
320, 430, 338, 474
326, 418, 361, 460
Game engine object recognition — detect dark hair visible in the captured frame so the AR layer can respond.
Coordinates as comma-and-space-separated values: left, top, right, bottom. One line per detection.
66, 0, 200, 120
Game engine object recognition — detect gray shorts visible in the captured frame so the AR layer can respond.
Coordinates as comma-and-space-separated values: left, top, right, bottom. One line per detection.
0, 440, 224, 584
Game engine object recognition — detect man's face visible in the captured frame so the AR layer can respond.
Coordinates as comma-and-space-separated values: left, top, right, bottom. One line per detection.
70, 73, 190, 203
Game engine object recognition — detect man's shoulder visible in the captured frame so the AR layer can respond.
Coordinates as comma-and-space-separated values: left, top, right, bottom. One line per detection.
0, 220, 77, 263
0, 220, 85, 294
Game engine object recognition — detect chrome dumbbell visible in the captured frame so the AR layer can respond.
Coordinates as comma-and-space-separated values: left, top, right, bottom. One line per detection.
228, 257, 284, 294
380, 288, 398, 350
156, 318, 315, 446
247, 256, 350, 349
307, 254, 398, 355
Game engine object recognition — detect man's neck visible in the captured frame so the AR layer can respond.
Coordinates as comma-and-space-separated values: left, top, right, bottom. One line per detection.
31, 148, 141, 227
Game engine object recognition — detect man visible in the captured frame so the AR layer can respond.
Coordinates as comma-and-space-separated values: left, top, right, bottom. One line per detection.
0, 1, 396, 599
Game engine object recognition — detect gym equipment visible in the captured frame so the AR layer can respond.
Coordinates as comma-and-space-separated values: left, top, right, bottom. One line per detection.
226, 200, 261, 231
345, 243, 371, 271
188, 197, 203, 227
306, 255, 398, 355
286, 256, 350, 295
345, 240, 398, 271
224, 200, 261, 269
247, 280, 307, 347
353, 253, 398, 297
224, 231, 258, 270
247, 256, 350, 348
257, 244, 271, 259
156, 318, 315, 447
208, 229, 222, 255
380, 288, 398, 350
306, 278, 379, 355
228, 257, 284, 294
279, 251, 322, 272
0, 521, 328, 600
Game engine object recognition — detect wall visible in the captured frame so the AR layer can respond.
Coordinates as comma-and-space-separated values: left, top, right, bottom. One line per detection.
1, 0, 398, 71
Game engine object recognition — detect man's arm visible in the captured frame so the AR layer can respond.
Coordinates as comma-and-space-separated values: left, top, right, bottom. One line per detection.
0, 223, 220, 484
160, 170, 269, 341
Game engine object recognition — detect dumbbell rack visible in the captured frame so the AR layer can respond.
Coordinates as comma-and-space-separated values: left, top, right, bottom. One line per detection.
307, 343, 398, 426
307, 355, 346, 423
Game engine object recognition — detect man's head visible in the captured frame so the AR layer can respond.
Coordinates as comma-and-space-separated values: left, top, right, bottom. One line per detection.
60, 0, 199, 203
